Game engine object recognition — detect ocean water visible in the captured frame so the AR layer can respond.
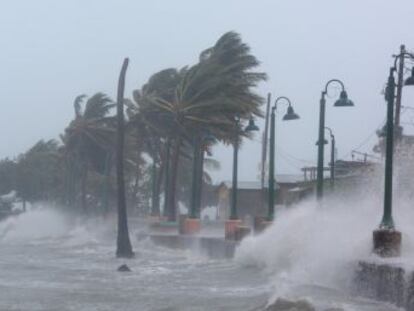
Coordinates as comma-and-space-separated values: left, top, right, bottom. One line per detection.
236, 192, 414, 311
0, 209, 268, 311
0, 204, 406, 311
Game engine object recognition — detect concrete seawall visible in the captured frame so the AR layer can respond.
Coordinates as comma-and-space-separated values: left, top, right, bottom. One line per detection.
354, 260, 414, 310
146, 234, 238, 259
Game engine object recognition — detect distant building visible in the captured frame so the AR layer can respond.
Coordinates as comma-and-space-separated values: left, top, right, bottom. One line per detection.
216, 175, 312, 221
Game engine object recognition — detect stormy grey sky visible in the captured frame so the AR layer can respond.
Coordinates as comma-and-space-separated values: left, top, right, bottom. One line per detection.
1, 0, 414, 183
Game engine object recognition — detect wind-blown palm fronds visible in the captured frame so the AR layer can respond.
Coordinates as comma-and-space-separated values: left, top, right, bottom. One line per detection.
62, 93, 115, 211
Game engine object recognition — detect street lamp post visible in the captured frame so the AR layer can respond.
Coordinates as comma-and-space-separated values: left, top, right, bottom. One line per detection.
316, 79, 354, 200
393, 45, 414, 129
229, 118, 259, 219
268, 97, 300, 221
225, 117, 259, 240
372, 47, 414, 257
372, 67, 404, 257
325, 127, 335, 188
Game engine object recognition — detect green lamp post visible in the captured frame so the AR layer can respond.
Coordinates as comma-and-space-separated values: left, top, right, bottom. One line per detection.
392, 45, 414, 129
229, 117, 259, 220
268, 97, 300, 221
324, 127, 335, 189
372, 67, 402, 257
372, 46, 414, 257
381, 68, 397, 230
316, 79, 354, 200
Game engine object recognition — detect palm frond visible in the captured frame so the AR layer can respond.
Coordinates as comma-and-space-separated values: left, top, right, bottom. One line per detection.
83, 93, 114, 119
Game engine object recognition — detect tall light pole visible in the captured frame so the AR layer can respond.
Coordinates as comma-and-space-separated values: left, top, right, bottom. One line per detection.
382, 68, 396, 230
373, 67, 402, 257
225, 117, 259, 240
373, 47, 414, 257
394, 44, 414, 129
268, 97, 300, 221
324, 127, 335, 189
230, 118, 259, 219
316, 79, 354, 200
372, 47, 414, 257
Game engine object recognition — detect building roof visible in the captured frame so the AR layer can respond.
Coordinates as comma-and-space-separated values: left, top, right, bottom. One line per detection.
221, 181, 271, 190
219, 174, 304, 190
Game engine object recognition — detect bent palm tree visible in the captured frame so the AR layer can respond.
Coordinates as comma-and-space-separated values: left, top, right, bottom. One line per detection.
62, 92, 115, 212
115, 58, 134, 258
133, 31, 266, 221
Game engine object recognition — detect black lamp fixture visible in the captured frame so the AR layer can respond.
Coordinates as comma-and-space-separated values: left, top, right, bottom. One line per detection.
405, 67, 414, 86
283, 105, 300, 120
334, 90, 354, 107
245, 118, 260, 132
315, 139, 329, 145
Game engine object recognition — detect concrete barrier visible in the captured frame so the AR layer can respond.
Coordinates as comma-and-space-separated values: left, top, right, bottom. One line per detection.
147, 234, 238, 259
353, 260, 409, 309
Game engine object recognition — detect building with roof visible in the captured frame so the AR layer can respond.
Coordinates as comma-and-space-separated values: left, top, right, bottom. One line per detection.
216, 175, 312, 221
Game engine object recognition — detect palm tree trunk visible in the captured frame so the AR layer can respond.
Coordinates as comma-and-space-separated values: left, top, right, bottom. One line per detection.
163, 139, 171, 218
154, 148, 164, 214
196, 145, 205, 216
130, 136, 144, 213
167, 135, 181, 222
116, 58, 134, 258
80, 164, 88, 213
151, 157, 161, 216
66, 157, 76, 209
102, 153, 112, 216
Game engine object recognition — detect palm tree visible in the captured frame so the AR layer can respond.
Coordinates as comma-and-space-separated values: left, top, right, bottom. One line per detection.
132, 31, 267, 221
128, 68, 184, 220
115, 58, 134, 258
62, 92, 115, 212
15, 140, 61, 207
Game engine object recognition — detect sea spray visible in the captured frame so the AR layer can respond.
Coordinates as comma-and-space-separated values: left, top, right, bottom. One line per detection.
0, 207, 116, 247
235, 191, 414, 307
0, 207, 70, 241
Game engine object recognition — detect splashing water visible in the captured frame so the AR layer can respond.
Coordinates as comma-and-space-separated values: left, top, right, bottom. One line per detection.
0, 208, 71, 241
0, 188, 411, 310
0, 207, 268, 311
235, 184, 414, 309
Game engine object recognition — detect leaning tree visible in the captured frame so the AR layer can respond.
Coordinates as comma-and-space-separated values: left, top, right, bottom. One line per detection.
131, 31, 267, 221
62, 92, 115, 212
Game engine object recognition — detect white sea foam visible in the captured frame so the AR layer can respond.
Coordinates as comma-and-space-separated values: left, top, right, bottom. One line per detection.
236, 179, 414, 306
0, 207, 70, 241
